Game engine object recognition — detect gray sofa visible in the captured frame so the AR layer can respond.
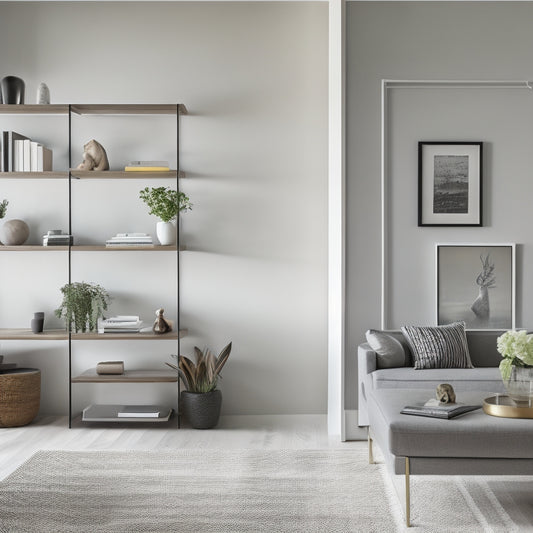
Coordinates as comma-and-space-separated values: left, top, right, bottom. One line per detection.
358, 329, 506, 426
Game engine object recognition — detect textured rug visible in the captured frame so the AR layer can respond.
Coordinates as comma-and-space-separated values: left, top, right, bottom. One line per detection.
2, 448, 533, 533
0, 448, 398, 533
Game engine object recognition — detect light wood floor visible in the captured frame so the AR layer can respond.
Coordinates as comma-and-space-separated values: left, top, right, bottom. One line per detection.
0, 414, 361, 481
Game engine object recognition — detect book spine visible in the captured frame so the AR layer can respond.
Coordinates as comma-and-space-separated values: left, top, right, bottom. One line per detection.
22, 139, 31, 172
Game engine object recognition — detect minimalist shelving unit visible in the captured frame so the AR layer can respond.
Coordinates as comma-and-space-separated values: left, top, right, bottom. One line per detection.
0, 102, 187, 427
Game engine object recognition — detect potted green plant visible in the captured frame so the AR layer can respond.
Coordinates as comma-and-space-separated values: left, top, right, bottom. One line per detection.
139, 186, 192, 246
0, 199, 8, 219
167, 342, 232, 429
55, 282, 110, 333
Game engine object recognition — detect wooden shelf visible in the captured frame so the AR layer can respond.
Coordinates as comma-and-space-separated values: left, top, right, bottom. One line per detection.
0, 329, 68, 340
72, 369, 178, 383
70, 170, 184, 180
0, 171, 69, 179
80, 404, 173, 423
0, 329, 186, 340
0, 104, 69, 115
0, 245, 183, 252
0, 245, 69, 251
73, 245, 182, 251
70, 104, 187, 115
72, 329, 187, 340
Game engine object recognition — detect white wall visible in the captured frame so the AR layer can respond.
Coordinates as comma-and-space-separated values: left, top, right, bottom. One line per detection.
0, 1, 328, 416
346, 2, 533, 411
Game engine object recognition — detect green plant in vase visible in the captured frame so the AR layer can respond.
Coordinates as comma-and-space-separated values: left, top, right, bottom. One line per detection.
55, 282, 110, 333
139, 186, 192, 246
0, 199, 8, 219
166, 342, 232, 429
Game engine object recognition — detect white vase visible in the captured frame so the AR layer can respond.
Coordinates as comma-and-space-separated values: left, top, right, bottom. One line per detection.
156, 221, 176, 246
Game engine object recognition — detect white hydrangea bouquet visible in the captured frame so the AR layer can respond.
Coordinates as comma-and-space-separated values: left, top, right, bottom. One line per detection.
496, 330, 533, 381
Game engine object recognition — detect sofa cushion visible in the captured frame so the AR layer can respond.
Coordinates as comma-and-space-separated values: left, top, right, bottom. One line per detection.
370, 367, 505, 393
365, 330, 407, 368
369, 388, 533, 459
401, 322, 473, 369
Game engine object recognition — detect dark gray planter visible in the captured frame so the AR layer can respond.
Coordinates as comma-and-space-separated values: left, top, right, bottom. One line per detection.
180, 389, 222, 429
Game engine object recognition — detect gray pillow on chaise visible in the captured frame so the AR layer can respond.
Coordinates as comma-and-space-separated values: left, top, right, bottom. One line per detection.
365, 329, 409, 368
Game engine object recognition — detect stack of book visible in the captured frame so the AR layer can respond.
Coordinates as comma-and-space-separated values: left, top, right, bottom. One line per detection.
105, 233, 153, 247
98, 316, 143, 334
124, 160, 170, 172
43, 230, 73, 246
1, 131, 53, 172
401, 398, 481, 419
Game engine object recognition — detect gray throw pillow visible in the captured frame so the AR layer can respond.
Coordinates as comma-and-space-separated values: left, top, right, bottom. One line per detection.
365, 329, 407, 368
401, 321, 474, 370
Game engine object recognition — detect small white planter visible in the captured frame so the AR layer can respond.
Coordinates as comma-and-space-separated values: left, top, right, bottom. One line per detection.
156, 221, 176, 246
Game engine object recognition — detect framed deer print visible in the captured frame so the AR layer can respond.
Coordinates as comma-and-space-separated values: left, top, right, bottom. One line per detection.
436, 244, 515, 330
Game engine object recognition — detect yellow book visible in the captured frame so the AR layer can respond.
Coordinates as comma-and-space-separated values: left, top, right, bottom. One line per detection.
124, 166, 170, 172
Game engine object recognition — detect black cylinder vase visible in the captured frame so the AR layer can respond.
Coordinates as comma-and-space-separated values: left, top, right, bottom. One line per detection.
1, 76, 25, 104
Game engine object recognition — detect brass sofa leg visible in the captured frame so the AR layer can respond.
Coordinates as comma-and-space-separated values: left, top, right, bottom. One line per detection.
405, 457, 411, 527
368, 432, 374, 464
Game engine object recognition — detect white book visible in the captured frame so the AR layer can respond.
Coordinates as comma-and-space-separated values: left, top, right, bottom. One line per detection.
14, 140, 23, 171
22, 139, 31, 172
30, 142, 41, 172
128, 160, 169, 167
36, 145, 43, 171
117, 405, 163, 418
105, 316, 140, 323
115, 233, 151, 238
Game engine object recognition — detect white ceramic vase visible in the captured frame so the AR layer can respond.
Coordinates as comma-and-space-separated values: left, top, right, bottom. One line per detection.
156, 221, 176, 246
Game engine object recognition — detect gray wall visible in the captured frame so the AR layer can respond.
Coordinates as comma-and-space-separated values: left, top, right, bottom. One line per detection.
0, 2, 328, 416
346, 2, 533, 409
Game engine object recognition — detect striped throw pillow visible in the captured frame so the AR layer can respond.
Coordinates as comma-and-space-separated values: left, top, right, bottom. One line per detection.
401, 321, 474, 369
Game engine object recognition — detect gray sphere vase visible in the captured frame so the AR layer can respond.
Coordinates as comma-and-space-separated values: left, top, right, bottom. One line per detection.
0, 219, 30, 245
180, 389, 222, 429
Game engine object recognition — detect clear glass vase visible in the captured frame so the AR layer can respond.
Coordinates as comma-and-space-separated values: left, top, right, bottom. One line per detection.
503, 366, 533, 407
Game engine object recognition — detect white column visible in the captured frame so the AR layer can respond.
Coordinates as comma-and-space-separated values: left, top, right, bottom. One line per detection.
328, 0, 346, 438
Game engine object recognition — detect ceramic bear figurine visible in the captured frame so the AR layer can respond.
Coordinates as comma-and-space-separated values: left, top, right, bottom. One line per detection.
436, 383, 456, 404
76, 139, 109, 171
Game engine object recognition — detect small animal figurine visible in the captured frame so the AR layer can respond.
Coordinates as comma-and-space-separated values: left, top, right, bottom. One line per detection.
76, 139, 109, 171
436, 383, 456, 404
153, 308, 172, 334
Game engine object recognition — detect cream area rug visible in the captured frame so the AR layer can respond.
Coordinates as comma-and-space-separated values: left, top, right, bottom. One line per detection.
0, 448, 397, 533
2, 447, 533, 533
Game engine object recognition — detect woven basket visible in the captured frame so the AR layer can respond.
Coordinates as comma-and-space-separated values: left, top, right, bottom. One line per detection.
0, 369, 41, 427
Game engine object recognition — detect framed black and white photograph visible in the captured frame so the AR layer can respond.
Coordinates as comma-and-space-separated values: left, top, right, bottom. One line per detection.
436, 244, 515, 330
418, 142, 483, 226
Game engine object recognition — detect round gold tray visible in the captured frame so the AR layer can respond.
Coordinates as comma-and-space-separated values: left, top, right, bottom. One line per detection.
483, 395, 533, 418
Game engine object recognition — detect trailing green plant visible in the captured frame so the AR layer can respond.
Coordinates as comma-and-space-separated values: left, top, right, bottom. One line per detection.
0, 199, 8, 219
55, 282, 110, 333
139, 186, 192, 223
166, 342, 232, 393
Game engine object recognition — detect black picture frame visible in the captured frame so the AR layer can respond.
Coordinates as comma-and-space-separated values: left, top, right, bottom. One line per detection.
418, 141, 483, 227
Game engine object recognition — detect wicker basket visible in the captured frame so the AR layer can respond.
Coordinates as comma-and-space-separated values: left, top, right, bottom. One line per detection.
0, 369, 41, 427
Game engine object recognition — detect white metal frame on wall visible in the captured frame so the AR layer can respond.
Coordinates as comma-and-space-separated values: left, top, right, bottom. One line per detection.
380, 79, 530, 330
